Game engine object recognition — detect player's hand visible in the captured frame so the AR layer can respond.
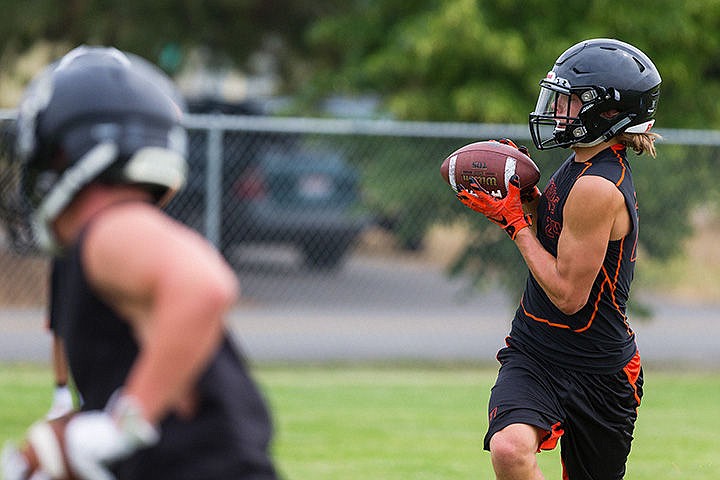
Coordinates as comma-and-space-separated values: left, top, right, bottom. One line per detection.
493, 138, 530, 157
66, 395, 159, 480
493, 138, 541, 204
3, 394, 158, 480
456, 174, 532, 240
1, 442, 46, 480
520, 185, 541, 204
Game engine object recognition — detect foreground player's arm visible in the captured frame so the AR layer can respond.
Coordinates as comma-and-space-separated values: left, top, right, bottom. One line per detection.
513, 175, 625, 314
84, 203, 239, 423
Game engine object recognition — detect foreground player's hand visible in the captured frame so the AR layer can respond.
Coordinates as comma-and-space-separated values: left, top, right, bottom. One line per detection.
1, 442, 44, 480
520, 185, 541, 204
493, 137, 530, 157
456, 174, 532, 240
2, 394, 159, 480
65, 395, 159, 480
493, 138, 541, 204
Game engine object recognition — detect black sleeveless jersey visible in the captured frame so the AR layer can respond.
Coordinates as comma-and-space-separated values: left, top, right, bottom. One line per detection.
53, 236, 278, 480
508, 145, 639, 373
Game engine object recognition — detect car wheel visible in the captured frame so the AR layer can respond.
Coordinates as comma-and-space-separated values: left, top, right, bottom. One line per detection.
302, 240, 349, 270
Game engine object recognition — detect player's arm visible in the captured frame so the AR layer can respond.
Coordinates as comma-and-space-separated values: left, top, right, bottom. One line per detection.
83, 203, 239, 423
513, 175, 625, 314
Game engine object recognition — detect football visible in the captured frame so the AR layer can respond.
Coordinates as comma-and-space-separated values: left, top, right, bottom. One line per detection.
440, 140, 541, 198
18, 412, 80, 480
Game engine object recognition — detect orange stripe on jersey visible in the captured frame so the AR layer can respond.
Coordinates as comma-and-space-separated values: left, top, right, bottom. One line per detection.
613, 239, 632, 333
520, 296, 571, 330
574, 278, 606, 333
520, 288, 603, 333
576, 161, 593, 178
610, 145, 627, 186
600, 239, 623, 302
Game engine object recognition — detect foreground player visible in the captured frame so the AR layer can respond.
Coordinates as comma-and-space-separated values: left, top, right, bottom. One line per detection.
457, 38, 661, 479
2, 46, 278, 480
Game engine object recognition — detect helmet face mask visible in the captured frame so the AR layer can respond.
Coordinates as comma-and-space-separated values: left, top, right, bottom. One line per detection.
13, 46, 188, 252
529, 38, 661, 150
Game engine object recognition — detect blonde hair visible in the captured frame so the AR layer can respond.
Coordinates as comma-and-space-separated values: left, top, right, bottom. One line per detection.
616, 132, 661, 158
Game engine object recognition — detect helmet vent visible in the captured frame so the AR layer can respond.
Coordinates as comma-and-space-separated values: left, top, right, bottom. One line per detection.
633, 57, 646, 72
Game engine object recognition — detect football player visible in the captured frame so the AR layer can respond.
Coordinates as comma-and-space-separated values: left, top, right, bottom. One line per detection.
2, 46, 279, 480
457, 38, 660, 479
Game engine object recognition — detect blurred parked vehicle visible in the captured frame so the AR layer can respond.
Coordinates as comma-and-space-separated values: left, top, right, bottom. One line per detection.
166, 99, 371, 270
223, 147, 369, 269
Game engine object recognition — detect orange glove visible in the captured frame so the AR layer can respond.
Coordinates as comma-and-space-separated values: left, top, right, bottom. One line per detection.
456, 174, 532, 240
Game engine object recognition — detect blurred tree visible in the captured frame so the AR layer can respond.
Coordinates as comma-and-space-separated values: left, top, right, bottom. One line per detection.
302, 0, 720, 130
3, 0, 720, 127
0, 0, 331, 79
301, 0, 720, 303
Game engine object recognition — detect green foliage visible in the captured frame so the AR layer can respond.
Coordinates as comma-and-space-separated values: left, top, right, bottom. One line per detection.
4, 0, 720, 128
304, 0, 720, 130
356, 135, 462, 248
633, 144, 718, 258
0, 0, 327, 74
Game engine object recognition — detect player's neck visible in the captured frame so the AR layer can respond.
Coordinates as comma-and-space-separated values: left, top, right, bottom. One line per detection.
572, 138, 618, 163
53, 185, 152, 247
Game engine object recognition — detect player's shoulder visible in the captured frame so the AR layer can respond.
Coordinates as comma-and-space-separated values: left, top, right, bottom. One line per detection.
80, 200, 231, 299
81, 200, 200, 267
566, 175, 625, 224
572, 174, 620, 196
88, 201, 180, 239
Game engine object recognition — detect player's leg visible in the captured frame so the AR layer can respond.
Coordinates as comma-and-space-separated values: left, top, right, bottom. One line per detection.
559, 353, 643, 479
484, 347, 566, 480
489, 423, 546, 479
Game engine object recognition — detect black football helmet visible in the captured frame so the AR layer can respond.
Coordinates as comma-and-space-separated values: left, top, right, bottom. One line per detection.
529, 38, 661, 150
14, 45, 187, 251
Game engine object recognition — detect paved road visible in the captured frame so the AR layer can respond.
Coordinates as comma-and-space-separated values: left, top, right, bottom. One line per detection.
1, 253, 718, 367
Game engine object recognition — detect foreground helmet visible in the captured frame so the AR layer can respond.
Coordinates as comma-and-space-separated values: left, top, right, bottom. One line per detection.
15, 45, 187, 251
529, 38, 661, 150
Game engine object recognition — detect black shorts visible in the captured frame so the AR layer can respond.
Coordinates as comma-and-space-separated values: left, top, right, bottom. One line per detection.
484, 346, 643, 480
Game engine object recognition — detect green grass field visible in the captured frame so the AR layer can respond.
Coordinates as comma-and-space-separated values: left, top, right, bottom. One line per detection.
1, 363, 718, 479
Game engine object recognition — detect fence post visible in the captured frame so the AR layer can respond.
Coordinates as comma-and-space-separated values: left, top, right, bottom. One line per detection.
204, 125, 223, 247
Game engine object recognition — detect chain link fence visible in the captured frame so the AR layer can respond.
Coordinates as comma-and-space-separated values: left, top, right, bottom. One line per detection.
0, 111, 718, 310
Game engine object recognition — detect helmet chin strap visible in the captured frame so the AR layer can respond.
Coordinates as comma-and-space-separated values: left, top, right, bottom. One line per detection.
572, 116, 633, 148
33, 142, 118, 252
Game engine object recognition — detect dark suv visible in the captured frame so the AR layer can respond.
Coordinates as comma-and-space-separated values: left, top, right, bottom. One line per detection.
220, 145, 370, 268
166, 105, 371, 269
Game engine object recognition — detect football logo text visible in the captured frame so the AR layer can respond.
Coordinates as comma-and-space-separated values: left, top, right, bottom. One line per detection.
461, 174, 497, 187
